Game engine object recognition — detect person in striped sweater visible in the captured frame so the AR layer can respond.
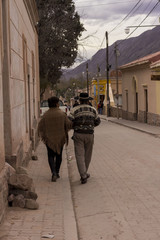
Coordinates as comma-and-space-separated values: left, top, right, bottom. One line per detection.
68, 93, 101, 184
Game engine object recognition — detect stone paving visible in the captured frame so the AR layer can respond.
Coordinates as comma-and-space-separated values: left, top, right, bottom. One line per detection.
0, 117, 160, 240
0, 143, 77, 240
67, 118, 160, 240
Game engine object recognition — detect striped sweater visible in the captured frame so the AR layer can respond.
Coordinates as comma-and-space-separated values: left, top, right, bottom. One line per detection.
68, 104, 101, 134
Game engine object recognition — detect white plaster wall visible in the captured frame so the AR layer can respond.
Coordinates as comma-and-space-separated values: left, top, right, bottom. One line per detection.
133, 67, 156, 114
156, 80, 160, 114
9, 0, 39, 153
122, 66, 157, 114
122, 71, 134, 112
0, 1, 5, 171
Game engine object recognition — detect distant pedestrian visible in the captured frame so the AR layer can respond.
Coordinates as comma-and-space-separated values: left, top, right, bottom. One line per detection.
69, 93, 101, 184
98, 100, 103, 114
38, 96, 72, 182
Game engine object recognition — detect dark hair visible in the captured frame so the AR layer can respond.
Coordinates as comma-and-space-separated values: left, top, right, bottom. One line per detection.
48, 96, 59, 108
79, 99, 89, 104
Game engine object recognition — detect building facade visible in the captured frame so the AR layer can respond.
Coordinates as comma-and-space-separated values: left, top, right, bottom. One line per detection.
90, 73, 122, 115
120, 52, 160, 125
0, 0, 40, 222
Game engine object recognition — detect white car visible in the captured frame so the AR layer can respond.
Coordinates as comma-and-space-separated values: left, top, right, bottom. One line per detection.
40, 100, 67, 116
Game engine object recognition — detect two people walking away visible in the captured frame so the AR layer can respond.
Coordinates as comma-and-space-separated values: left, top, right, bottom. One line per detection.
38, 93, 100, 185
38, 96, 72, 182
98, 100, 103, 114
69, 93, 101, 184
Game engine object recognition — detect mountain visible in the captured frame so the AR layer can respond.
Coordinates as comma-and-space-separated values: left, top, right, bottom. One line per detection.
62, 26, 160, 80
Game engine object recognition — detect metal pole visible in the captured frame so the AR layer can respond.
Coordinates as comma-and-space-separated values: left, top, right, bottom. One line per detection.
115, 42, 119, 119
97, 65, 100, 104
86, 63, 89, 94
106, 31, 110, 117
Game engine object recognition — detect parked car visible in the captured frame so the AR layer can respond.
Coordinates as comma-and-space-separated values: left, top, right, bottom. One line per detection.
40, 99, 67, 116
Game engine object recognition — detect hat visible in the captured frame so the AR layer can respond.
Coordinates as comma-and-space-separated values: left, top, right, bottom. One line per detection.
74, 96, 79, 100
79, 92, 89, 100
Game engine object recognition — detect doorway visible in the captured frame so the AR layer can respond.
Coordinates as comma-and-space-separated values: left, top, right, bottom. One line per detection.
144, 89, 148, 123
126, 90, 128, 119
133, 77, 138, 120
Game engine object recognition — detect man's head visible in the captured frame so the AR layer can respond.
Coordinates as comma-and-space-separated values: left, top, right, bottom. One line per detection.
79, 92, 89, 104
48, 96, 59, 108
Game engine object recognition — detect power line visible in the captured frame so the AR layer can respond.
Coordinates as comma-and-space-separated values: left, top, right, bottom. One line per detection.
119, 1, 160, 44
76, 0, 160, 68
129, 0, 155, 25
75, 0, 131, 3
109, 0, 142, 34
76, 1, 139, 8
98, 0, 142, 58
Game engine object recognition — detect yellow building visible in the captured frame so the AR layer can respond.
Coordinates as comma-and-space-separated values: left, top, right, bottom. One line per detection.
90, 79, 114, 114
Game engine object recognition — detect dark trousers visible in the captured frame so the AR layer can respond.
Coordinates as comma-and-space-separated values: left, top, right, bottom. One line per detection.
46, 145, 63, 176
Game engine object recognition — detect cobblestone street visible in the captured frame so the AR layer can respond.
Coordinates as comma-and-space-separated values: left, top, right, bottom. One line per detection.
68, 118, 160, 240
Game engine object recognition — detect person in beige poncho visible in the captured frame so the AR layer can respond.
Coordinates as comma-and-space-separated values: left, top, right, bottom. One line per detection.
38, 96, 72, 182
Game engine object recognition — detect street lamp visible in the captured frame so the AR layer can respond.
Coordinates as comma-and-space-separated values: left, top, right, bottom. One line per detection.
125, 24, 160, 34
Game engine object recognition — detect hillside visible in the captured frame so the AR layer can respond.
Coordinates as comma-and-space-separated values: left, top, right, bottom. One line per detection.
62, 26, 160, 80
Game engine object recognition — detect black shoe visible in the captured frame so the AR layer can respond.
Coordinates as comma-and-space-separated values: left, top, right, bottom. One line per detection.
51, 174, 57, 182
80, 174, 90, 182
86, 173, 90, 179
56, 173, 60, 178
81, 177, 87, 184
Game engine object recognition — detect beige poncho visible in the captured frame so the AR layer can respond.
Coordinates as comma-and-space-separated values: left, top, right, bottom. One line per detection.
38, 108, 72, 154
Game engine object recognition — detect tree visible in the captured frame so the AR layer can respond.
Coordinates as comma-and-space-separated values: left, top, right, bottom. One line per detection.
36, 0, 85, 90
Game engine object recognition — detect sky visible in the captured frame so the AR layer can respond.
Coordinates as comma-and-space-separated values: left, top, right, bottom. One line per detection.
73, 0, 160, 66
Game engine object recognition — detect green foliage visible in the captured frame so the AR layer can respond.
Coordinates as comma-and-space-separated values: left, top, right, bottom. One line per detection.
55, 76, 87, 102
36, 0, 85, 91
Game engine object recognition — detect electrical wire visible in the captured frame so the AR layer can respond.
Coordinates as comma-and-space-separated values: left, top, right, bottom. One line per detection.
109, 0, 142, 34
118, 0, 160, 45
129, 0, 155, 26
95, 0, 142, 66
98, 0, 143, 51
76, 1, 139, 8
76, 0, 160, 68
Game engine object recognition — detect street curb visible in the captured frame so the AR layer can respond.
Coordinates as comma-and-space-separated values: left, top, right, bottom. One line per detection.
62, 147, 79, 240
100, 116, 160, 138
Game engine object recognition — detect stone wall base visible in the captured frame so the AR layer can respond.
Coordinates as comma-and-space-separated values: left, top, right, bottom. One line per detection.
138, 110, 147, 123
147, 112, 160, 126
122, 110, 160, 126
110, 107, 122, 118
0, 163, 15, 223
122, 110, 137, 121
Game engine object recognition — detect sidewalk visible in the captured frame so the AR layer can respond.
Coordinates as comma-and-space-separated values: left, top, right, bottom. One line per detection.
0, 142, 78, 240
100, 115, 160, 137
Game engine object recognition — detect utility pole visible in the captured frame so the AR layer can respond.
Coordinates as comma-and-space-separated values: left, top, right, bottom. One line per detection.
106, 31, 110, 117
114, 42, 119, 119
97, 64, 100, 104
86, 63, 89, 94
